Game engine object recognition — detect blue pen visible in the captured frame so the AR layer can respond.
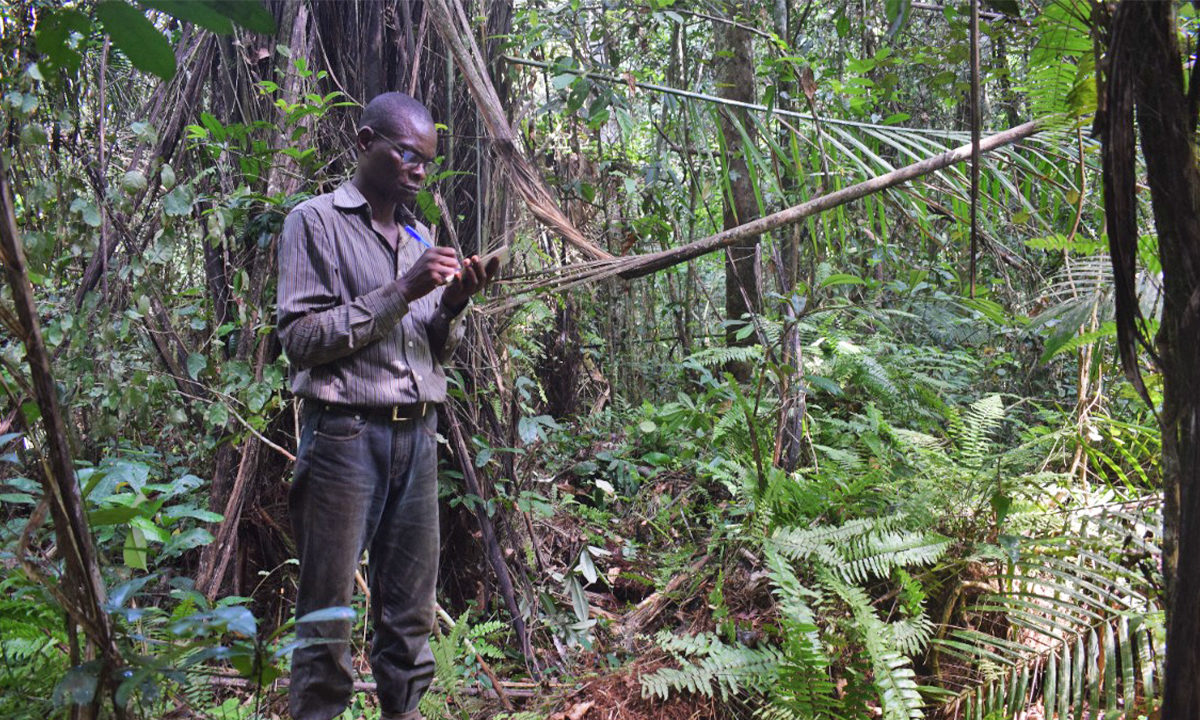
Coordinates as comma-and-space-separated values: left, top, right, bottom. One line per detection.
404, 224, 431, 249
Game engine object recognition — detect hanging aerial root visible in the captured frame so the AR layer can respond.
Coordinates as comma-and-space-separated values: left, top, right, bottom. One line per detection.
426, 0, 612, 262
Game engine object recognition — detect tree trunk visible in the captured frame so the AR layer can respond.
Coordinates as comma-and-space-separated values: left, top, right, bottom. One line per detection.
713, 5, 760, 381
1103, 3, 1200, 715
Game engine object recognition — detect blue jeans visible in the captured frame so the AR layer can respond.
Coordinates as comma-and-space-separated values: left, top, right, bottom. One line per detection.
288, 404, 440, 720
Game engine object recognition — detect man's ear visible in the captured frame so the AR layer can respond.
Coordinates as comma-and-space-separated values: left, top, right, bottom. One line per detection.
355, 126, 374, 152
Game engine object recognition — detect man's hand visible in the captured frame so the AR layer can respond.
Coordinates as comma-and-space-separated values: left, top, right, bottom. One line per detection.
441, 254, 500, 310
398, 247, 463, 303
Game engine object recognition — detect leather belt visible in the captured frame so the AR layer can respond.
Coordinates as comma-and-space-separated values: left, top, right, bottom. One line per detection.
321, 402, 433, 422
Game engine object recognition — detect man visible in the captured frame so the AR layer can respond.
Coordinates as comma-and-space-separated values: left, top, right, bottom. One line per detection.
277, 92, 495, 720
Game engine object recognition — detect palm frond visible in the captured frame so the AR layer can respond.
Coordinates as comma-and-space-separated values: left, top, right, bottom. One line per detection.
935, 501, 1163, 719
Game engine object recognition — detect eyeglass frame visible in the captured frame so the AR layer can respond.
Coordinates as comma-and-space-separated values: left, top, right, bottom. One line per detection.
366, 128, 441, 173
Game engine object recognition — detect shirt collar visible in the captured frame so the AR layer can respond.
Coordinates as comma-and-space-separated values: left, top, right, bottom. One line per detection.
332, 181, 418, 226
332, 181, 369, 211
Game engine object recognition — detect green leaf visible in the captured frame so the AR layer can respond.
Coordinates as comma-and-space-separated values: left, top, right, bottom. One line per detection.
201, 0, 276, 34
107, 574, 155, 609
186, 352, 207, 380
35, 9, 91, 75
71, 197, 102, 228
20, 123, 48, 146
95, 2, 177, 81
638, 420, 657, 434
121, 170, 148, 194
820, 273, 866, 288
244, 382, 271, 412
297, 606, 355, 624
884, 0, 911, 42
137, 0, 234, 34
160, 506, 223, 523
88, 505, 143, 527
105, 458, 151, 494
53, 661, 101, 706
566, 576, 589, 623
162, 527, 214, 558
163, 185, 194, 216
576, 548, 599, 584
990, 490, 1012, 527
124, 526, 149, 569
213, 606, 257, 637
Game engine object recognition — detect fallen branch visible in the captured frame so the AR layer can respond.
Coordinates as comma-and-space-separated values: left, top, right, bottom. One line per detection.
479, 119, 1043, 313
618, 554, 711, 644
619, 119, 1042, 278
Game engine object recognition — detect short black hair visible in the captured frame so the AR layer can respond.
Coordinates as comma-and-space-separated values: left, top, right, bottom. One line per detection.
359, 92, 432, 136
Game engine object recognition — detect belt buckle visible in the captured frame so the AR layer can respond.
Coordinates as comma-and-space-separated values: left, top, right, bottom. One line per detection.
391, 403, 425, 422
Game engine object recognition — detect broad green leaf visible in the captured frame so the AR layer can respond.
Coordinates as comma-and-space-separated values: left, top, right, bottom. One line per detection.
34, 9, 91, 75
107, 574, 155, 609
160, 505, 223, 523
820, 273, 866, 288
297, 606, 355, 624
202, 0, 276, 34
20, 123, 48, 146
163, 185, 194, 216
576, 548, 598, 584
566, 576, 589, 623
53, 661, 101, 706
95, 2, 177, 81
161, 527, 215, 558
88, 505, 143, 527
124, 526, 149, 570
138, 0, 233, 34
186, 352, 206, 380
121, 170, 148, 194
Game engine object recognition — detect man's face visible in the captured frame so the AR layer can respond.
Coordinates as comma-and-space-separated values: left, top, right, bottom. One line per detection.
360, 113, 438, 205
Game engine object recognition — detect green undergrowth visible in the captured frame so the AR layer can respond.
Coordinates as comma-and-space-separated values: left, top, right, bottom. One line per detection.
511, 301, 1163, 720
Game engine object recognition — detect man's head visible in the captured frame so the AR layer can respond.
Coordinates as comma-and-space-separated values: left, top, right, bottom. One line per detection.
354, 92, 437, 205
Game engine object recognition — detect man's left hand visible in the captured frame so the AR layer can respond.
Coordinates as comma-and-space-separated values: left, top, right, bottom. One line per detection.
441, 254, 499, 310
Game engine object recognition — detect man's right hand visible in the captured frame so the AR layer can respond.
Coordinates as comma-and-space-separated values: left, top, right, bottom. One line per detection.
398, 247, 462, 302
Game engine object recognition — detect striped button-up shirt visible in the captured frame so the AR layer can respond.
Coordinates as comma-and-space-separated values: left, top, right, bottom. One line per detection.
277, 182, 465, 407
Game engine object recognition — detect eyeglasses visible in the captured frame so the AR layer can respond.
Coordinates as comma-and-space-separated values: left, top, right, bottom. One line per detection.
370, 130, 440, 173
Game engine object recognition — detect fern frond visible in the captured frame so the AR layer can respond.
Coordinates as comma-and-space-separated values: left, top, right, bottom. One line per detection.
820, 570, 925, 720
953, 394, 1005, 469
641, 631, 784, 701
686, 344, 765, 370
770, 517, 948, 585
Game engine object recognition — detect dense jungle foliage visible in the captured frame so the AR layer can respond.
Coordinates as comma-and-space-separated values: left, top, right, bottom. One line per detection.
0, 0, 1190, 718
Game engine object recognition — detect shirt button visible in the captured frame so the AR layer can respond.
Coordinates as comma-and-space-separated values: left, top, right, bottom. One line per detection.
407, 340, 413, 348
416, 374, 424, 383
